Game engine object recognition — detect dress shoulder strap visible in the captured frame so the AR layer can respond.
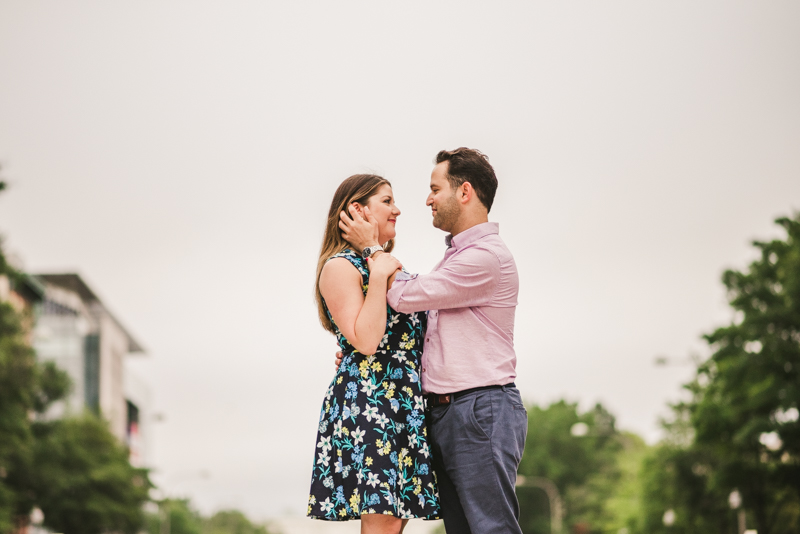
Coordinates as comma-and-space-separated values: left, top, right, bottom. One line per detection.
328, 249, 369, 279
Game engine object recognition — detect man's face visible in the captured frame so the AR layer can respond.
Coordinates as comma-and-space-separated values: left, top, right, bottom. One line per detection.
427, 162, 460, 232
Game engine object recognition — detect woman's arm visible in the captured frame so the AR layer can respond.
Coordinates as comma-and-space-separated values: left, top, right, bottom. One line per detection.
319, 255, 400, 355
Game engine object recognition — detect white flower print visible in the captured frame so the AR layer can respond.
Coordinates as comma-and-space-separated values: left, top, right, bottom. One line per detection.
420, 442, 430, 458
375, 413, 390, 429
409, 313, 420, 326
387, 314, 400, 328
366, 472, 381, 488
333, 420, 344, 438
414, 395, 424, 411
317, 451, 330, 466
363, 405, 379, 421
351, 426, 365, 445
317, 436, 332, 453
409, 433, 419, 447
320, 497, 334, 513
392, 351, 407, 363
360, 380, 379, 396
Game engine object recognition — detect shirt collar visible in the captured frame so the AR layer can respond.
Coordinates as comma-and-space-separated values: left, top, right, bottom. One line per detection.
445, 222, 499, 249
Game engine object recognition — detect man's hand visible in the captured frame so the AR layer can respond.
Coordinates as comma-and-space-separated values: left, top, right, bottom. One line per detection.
339, 204, 380, 253
335, 350, 343, 371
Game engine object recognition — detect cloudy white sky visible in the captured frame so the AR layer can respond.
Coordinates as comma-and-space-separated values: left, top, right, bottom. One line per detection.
1, 0, 799, 521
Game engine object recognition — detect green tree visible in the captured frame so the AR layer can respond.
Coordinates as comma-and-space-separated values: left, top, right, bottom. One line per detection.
690, 214, 800, 533
1, 181, 152, 533
146, 499, 203, 534
517, 400, 629, 534
638, 213, 800, 534
201, 510, 270, 534
0, 192, 70, 530
31, 415, 152, 534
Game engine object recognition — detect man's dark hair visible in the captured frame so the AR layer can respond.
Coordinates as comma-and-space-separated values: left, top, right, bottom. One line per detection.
435, 147, 498, 212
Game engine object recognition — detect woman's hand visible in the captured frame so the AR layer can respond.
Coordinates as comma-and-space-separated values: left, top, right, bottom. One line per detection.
368, 253, 401, 279
339, 204, 380, 253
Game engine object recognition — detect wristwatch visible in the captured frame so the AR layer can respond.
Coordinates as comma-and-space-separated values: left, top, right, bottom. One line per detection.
361, 245, 384, 259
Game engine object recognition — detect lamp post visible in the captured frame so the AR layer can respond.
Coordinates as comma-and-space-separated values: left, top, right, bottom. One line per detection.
729, 490, 747, 534
662, 509, 676, 528
516, 475, 563, 534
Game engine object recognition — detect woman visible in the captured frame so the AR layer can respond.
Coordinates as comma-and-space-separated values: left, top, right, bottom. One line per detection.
307, 174, 439, 533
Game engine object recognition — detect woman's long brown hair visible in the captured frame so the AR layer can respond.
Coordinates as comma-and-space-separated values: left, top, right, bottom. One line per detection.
315, 174, 395, 334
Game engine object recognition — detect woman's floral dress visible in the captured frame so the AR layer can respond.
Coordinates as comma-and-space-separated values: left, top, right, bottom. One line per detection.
308, 250, 439, 521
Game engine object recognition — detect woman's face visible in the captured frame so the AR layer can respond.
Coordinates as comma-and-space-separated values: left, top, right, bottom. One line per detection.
359, 184, 400, 244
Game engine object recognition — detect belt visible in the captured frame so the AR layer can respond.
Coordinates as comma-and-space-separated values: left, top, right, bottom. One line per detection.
424, 382, 516, 410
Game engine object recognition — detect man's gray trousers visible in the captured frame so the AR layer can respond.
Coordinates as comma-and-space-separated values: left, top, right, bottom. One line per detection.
428, 384, 528, 534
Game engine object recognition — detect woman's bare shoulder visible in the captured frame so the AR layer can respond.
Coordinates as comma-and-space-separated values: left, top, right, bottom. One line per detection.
319, 257, 362, 288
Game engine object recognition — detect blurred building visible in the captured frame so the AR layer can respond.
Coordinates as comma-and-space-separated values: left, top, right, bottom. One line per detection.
0, 272, 46, 341
32, 273, 152, 467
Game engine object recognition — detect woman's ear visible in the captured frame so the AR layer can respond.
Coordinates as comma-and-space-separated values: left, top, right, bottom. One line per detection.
351, 202, 366, 220
345, 202, 361, 221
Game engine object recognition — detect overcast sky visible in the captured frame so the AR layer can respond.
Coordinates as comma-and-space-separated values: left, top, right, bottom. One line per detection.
1, 1, 799, 521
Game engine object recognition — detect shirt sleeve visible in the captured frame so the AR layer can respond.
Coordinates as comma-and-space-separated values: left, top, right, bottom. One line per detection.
387, 246, 500, 313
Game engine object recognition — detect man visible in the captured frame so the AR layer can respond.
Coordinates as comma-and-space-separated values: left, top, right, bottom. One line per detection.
339, 147, 527, 534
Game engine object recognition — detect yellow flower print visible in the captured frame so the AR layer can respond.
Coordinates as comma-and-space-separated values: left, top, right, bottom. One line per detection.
404, 456, 412, 466
339, 508, 347, 517
371, 362, 382, 372
401, 333, 409, 342
336, 376, 343, 384
414, 485, 422, 495
349, 491, 361, 510
376, 439, 384, 448
365, 457, 373, 466
385, 388, 394, 399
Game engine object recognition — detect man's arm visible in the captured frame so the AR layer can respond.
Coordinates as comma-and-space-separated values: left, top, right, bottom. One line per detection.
387, 246, 500, 313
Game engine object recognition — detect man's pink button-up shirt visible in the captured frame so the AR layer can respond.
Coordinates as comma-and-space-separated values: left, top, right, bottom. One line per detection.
387, 222, 519, 394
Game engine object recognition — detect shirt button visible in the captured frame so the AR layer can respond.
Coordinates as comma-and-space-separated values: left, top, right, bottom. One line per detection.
422, 368, 426, 372
426, 338, 430, 342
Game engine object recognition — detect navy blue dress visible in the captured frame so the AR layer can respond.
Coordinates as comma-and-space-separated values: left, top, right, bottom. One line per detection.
307, 250, 439, 521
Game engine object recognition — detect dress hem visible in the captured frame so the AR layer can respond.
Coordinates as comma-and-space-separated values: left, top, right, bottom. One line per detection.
307, 513, 440, 522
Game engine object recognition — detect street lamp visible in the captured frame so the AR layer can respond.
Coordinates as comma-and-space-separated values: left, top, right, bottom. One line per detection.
729, 490, 747, 534
662, 509, 675, 527
516, 475, 563, 534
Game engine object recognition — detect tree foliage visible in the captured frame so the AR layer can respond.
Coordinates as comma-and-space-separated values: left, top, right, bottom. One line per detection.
1, 184, 152, 533
638, 214, 800, 534
144, 501, 274, 534
517, 400, 636, 534
0, 226, 70, 531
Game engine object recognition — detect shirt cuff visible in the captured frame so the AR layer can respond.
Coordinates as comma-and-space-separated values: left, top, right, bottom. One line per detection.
395, 271, 418, 282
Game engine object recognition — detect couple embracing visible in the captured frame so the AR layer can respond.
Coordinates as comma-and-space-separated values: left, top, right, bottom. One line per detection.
307, 148, 528, 534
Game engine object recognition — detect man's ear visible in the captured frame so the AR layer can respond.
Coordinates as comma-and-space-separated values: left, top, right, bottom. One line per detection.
460, 182, 473, 204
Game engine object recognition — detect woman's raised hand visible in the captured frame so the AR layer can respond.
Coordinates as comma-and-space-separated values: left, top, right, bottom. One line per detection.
367, 253, 402, 279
